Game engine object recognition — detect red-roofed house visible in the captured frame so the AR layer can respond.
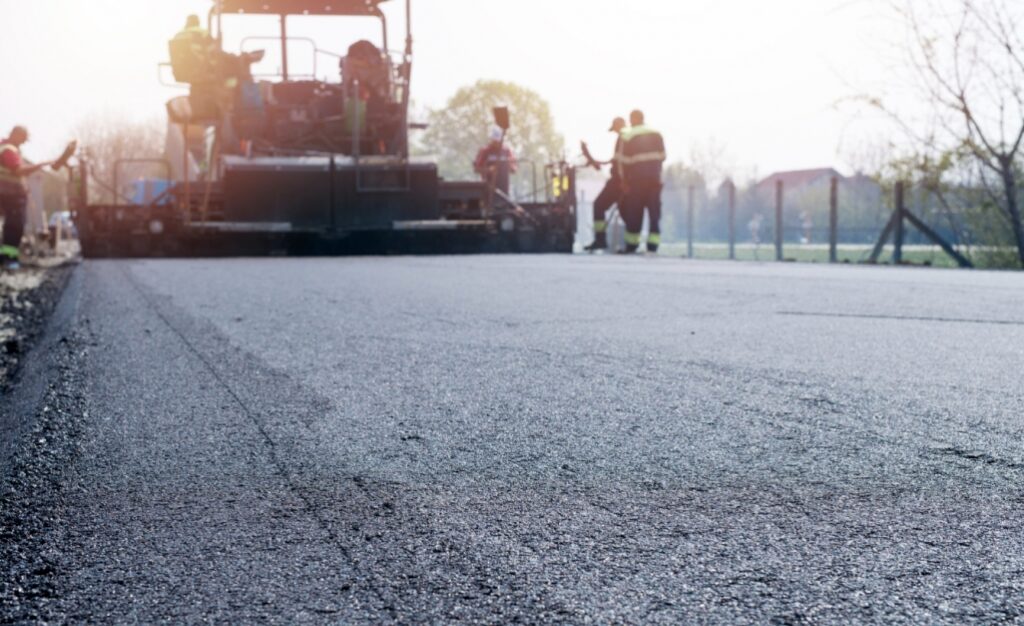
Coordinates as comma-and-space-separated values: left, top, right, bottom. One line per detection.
755, 168, 843, 194
750, 167, 882, 243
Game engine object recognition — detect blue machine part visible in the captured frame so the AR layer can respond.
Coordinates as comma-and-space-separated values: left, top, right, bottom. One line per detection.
132, 179, 173, 206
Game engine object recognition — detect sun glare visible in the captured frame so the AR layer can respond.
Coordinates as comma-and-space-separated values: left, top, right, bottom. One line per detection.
5, 0, 894, 175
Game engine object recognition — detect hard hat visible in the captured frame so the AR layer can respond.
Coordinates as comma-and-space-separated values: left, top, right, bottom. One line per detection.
608, 117, 626, 132
489, 127, 504, 142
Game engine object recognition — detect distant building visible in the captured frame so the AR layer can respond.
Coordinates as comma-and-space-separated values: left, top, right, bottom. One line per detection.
751, 167, 883, 243
755, 168, 843, 196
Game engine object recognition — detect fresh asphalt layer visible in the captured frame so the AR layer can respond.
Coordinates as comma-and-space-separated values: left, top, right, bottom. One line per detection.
4, 255, 1024, 623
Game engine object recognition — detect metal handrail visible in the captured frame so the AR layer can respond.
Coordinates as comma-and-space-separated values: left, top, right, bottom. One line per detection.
157, 62, 189, 88
510, 159, 539, 203
240, 35, 318, 79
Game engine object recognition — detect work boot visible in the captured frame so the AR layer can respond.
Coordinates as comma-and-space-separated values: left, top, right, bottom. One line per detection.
620, 244, 639, 254
647, 243, 659, 254
584, 232, 607, 252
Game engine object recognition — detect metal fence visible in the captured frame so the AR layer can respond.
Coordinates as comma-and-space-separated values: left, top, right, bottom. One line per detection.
578, 176, 974, 268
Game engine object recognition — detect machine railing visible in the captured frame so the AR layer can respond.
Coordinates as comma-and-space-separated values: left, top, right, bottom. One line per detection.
510, 159, 540, 203
157, 62, 189, 88
112, 159, 173, 207
347, 79, 412, 193
240, 36, 320, 80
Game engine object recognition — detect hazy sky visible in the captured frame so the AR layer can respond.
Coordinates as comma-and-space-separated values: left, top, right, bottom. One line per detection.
0, 0, 898, 179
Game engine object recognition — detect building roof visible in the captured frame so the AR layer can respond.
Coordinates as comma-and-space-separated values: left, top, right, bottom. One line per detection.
756, 167, 842, 192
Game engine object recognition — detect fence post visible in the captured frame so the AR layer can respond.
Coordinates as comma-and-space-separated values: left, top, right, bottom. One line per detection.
829, 176, 838, 263
728, 180, 736, 260
687, 185, 695, 259
775, 180, 784, 261
893, 181, 905, 264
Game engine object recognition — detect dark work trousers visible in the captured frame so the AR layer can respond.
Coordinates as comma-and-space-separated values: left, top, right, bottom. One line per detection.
0, 193, 26, 255
592, 176, 622, 229
620, 179, 662, 243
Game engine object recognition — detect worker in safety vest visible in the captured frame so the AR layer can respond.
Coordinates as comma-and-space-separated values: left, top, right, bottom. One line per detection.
0, 126, 52, 269
616, 109, 666, 253
583, 116, 627, 252
169, 15, 264, 121
169, 15, 219, 84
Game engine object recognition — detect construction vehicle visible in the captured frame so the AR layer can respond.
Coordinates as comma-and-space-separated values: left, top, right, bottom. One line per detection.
72, 0, 576, 257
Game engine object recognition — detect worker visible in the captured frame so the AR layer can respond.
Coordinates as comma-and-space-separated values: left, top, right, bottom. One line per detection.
583, 116, 627, 252
0, 126, 52, 269
616, 109, 666, 253
169, 15, 264, 119
169, 15, 218, 84
341, 40, 388, 148
342, 40, 388, 100
474, 127, 518, 195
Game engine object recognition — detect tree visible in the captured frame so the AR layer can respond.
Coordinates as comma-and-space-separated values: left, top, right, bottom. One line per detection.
72, 113, 165, 204
661, 163, 708, 241
657, 140, 735, 242
417, 80, 564, 197
874, 0, 1024, 266
877, 149, 1020, 265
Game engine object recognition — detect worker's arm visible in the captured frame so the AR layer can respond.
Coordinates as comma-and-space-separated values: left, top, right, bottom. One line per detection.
616, 138, 629, 192
473, 148, 487, 175
16, 162, 54, 177
580, 142, 601, 170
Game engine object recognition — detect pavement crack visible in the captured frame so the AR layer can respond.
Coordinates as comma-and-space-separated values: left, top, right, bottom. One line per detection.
931, 446, 1024, 471
778, 310, 1024, 326
119, 265, 399, 620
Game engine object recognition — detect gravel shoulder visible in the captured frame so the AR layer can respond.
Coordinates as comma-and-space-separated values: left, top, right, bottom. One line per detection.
0, 261, 76, 390
0, 260, 82, 622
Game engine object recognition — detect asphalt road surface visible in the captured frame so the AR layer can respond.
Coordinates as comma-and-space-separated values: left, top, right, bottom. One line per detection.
4, 255, 1024, 623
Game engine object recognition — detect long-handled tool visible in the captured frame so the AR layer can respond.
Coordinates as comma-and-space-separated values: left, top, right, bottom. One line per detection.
51, 140, 77, 171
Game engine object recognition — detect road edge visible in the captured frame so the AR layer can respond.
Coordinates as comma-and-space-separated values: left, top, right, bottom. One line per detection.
0, 265, 81, 474
0, 264, 88, 622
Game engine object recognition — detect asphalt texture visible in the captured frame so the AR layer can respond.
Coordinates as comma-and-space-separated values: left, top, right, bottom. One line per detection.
3, 255, 1024, 624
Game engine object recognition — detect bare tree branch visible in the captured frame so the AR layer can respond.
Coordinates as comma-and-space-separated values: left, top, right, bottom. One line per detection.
881, 0, 1024, 266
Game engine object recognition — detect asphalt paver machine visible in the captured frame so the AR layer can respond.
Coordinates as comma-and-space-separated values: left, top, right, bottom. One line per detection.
74, 0, 576, 257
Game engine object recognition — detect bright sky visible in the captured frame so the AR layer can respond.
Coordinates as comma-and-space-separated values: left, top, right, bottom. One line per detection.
0, 0, 899, 179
